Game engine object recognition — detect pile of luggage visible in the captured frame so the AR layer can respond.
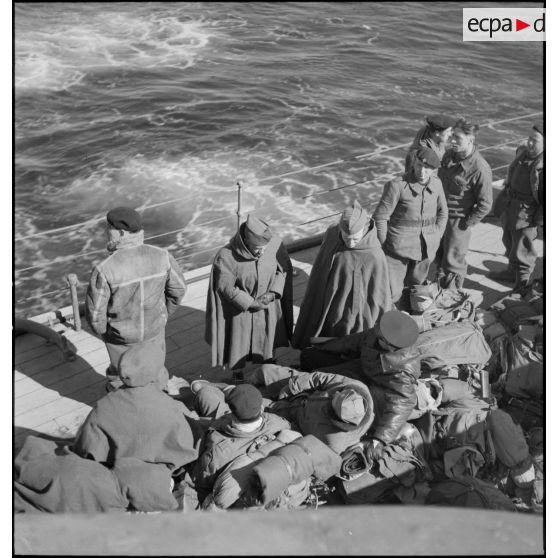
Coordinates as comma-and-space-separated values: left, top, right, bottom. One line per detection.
332, 281, 543, 513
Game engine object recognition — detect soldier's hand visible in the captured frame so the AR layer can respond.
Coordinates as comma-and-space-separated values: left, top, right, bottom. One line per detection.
277, 385, 292, 400
363, 439, 386, 465
257, 292, 276, 306
249, 300, 266, 311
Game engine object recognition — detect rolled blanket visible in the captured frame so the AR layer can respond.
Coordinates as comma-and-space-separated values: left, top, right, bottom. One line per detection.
340, 444, 369, 480
253, 435, 342, 505
209, 430, 302, 510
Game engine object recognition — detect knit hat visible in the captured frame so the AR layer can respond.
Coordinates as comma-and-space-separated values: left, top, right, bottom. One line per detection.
415, 146, 441, 169
244, 215, 272, 246
532, 122, 544, 136
227, 384, 263, 423
118, 336, 166, 388
331, 388, 366, 425
106, 207, 143, 232
379, 310, 420, 349
426, 114, 455, 131
340, 200, 370, 235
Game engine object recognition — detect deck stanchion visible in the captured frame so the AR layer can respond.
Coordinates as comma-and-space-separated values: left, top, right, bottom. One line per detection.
66, 274, 82, 331
236, 180, 242, 231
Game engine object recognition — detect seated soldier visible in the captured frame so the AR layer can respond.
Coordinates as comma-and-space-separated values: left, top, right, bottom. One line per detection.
299, 310, 422, 461
71, 339, 199, 473
192, 384, 291, 499
244, 365, 374, 456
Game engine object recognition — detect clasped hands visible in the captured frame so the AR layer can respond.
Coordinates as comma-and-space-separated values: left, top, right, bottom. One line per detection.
249, 291, 276, 311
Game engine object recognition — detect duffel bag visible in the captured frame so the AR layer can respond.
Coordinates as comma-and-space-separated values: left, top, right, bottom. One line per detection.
425, 477, 516, 511
414, 322, 492, 371
504, 335, 543, 400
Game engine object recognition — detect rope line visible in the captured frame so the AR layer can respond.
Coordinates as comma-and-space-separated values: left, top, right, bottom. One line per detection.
15, 111, 541, 243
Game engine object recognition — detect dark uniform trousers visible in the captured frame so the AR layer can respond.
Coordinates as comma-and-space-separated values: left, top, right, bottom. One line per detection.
436, 217, 472, 288
501, 212, 538, 283
385, 236, 431, 309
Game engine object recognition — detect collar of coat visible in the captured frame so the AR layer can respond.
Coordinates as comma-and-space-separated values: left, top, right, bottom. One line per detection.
211, 412, 275, 438
107, 230, 145, 253
405, 179, 433, 195
334, 223, 382, 251
448, 147, 482, 173
229, 229, 268, 261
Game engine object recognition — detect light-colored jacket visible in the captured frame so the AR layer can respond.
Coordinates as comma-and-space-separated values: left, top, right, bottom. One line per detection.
85, 231, 187, 344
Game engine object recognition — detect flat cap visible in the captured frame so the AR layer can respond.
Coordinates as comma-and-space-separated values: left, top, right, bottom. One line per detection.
340, 200, 370, 235
106, 207, 143, 232
416, 146, 441, 169
379, 310, 420, 349
227, 384, 263, 423
426, 114, 455, 131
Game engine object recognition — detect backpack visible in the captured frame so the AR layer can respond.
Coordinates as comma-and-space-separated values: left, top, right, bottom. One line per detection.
414, 322, 492, 372
425, 477, 516, 511
410, 286, 480, 333
503, 334, 543, 400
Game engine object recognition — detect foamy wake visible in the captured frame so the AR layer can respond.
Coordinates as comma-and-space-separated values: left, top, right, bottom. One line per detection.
15, 10, 215, 91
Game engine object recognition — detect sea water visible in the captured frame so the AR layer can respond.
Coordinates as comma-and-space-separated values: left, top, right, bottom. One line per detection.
15, 2, 543, 316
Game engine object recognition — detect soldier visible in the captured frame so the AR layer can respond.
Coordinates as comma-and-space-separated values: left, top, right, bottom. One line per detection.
292, 200, 391, 349
436, 118, 493, 289
205, 214, 293, 381
85, 207, 187, 391
373, 146, 448, 309
405, 114, 455, 175
488, 123, 544, 292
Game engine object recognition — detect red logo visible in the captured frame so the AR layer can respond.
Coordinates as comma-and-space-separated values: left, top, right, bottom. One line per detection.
516, 19, 530, 32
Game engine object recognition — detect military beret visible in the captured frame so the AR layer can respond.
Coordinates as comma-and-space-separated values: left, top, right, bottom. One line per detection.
426, 114, 455, 131
533, 122, 544, 136
106, 207, 143, 232
227, 384, 263, 423
331, 388, 366, 425
379, 310, 420, 349
244, 214, 272, 246
340, 200, 370, 235
416, 146, 441, 169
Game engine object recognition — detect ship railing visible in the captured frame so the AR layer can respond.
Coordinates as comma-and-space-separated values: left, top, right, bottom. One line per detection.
14, 110, 542, 324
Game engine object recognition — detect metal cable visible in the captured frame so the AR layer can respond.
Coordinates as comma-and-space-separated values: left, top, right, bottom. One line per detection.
15, 111, 541, 243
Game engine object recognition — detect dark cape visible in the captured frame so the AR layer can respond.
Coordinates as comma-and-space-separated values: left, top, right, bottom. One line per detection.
205, 230, 293, 368
14, 436, 178, 513
71, 383, 199, 472
292, 223, 392, 349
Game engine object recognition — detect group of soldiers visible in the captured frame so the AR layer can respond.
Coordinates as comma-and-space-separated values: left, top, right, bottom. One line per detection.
14, 115, 544, 513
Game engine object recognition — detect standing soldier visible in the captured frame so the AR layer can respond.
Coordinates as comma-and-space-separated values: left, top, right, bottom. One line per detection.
85, 207, 187, 391
373, 146, 448, 309
488, 123, 544, 293
405, 114, 455, 175
292, 200, 391, 350
205, 214, 293, 381
436, 118, 493, 289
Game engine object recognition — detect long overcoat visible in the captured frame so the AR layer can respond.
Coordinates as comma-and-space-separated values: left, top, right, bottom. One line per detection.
292, 223, 391, 350
205, 230, 293, 368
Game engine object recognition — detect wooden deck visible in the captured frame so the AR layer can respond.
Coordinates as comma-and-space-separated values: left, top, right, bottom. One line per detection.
13, 217, 543, 452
